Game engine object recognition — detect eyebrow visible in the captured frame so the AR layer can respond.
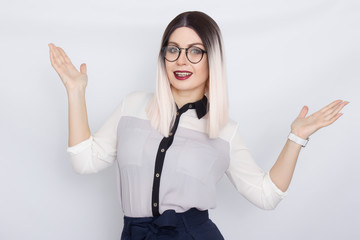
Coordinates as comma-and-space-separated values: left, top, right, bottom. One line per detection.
168, 41, 204, 47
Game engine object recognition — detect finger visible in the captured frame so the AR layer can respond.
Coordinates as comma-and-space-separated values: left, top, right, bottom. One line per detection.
48, 43, 55, 51
57, 47, 72, 64
80, 63, 87, 74
298, 106, 308, 118
49, 43, 57, 63
326, 112, 343, 125
49, 44, 55, 65
51, 45, 65, 65
324, 101, 349, 120
49, 43, 64, 68
320, 99, 343, 113
52, 44, 65, 65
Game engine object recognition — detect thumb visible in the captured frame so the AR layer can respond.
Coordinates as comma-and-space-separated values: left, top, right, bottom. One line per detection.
80, 63, 87, 74
298, 105, 309, 118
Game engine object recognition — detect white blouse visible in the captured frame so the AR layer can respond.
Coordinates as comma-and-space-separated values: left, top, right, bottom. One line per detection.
67, 91, 287, 217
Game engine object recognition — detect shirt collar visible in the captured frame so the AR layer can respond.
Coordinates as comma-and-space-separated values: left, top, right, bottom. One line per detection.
176, 95, 208, 119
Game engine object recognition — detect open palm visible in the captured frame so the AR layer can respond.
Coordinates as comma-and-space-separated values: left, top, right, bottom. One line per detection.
291, 100, 349, 139
48, 43, 88, 91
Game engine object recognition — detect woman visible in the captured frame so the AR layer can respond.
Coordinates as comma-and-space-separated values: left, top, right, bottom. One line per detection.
48, 11, 348, 240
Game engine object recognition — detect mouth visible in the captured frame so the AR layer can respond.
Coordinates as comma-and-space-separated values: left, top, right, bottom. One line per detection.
174, 71, 193, 80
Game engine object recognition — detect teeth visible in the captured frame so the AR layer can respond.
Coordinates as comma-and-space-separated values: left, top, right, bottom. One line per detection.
175, 72, 192, 77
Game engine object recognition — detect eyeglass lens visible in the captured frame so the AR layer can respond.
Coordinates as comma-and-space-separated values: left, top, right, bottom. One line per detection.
164, 46, 205, 64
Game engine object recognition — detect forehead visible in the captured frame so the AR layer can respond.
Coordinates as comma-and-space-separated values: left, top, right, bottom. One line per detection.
168, 27, 203, 46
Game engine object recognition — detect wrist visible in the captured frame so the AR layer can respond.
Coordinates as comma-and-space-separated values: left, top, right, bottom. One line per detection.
67, 87, 86, 96
290, 128, 310, 139
288, 132, 309, 147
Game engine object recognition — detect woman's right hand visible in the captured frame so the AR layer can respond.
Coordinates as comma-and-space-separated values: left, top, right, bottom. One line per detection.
48, 43, 88, 92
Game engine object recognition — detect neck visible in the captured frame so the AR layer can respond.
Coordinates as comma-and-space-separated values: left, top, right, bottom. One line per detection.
171, 87, 205, 109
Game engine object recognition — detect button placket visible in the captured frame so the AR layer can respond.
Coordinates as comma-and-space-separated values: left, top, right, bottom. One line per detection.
151, 110, 182, 217
150, 96, 208, 217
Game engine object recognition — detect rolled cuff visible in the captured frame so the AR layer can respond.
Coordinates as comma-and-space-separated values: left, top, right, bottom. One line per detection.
66, 136, 93, 155
265, 172, 288, 198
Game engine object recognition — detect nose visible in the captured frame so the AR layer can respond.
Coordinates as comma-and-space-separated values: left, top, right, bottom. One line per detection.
176, 49, 188, 65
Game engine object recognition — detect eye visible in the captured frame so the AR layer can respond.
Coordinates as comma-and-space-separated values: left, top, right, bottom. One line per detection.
189, 47, 203, 55
167, 46, 179, 54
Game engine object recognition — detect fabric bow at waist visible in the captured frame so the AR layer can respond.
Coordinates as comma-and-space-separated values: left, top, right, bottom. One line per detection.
129, 209, 181, 240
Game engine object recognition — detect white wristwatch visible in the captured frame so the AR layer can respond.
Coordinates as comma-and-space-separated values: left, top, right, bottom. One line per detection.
288, 132, 309, 147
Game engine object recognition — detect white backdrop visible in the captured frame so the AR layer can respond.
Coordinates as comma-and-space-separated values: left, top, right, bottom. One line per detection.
1, 0, 359, 239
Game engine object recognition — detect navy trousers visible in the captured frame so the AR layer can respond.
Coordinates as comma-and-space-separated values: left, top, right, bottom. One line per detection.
121, 208, 224, 240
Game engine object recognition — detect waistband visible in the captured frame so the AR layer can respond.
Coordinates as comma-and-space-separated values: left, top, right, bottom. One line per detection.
122, 208, 209, 239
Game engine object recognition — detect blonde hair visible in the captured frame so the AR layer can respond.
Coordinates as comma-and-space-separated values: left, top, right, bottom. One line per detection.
146, 11, 228, 138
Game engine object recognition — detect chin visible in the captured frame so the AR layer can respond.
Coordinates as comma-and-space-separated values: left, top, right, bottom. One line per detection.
170, 81, 194, 90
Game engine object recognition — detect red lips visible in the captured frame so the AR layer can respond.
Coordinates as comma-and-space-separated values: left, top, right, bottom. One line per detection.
174, 71, 193, 80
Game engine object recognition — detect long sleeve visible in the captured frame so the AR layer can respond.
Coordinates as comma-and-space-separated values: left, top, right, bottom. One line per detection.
225, 124, 287, 210
66, 99, 125, 174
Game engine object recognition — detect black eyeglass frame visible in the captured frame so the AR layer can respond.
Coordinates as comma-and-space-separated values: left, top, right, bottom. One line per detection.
162, 46, 207, 64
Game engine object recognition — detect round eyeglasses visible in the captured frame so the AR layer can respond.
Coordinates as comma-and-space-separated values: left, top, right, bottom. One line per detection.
162, 46, 207, 64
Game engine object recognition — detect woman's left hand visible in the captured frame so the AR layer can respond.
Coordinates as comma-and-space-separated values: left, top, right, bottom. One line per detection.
290, 100, 349, 139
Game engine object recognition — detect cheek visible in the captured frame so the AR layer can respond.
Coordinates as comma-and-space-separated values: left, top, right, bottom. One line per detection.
165, 62, 173, 77
198, 62, 209, 80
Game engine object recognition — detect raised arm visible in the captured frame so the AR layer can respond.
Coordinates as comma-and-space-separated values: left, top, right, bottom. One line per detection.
48, 43, 90, 147
269, 100, 349, 192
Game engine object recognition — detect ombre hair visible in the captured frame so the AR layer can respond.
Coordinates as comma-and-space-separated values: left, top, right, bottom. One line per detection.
146, 11, 228, 138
